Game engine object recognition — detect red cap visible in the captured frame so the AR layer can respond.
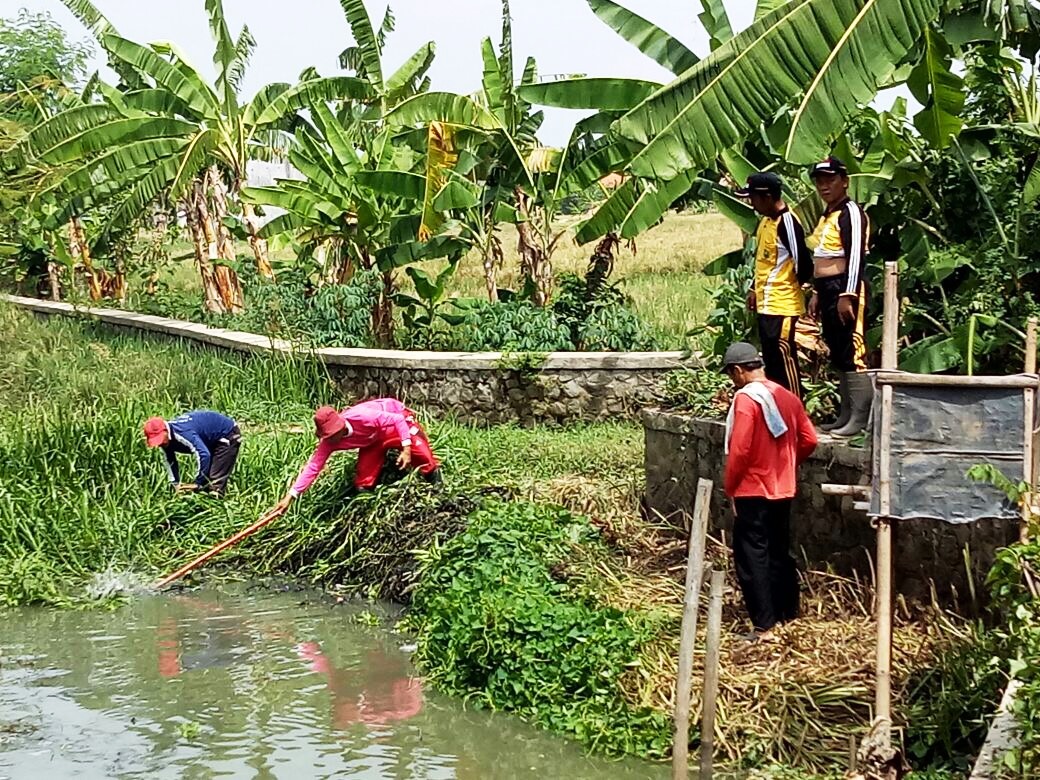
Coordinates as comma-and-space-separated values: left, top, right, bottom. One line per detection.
314, 406, 347, 439
143, 417, 168, 447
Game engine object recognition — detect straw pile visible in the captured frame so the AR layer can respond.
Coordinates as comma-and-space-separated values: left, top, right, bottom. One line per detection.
538, 474, 967, 775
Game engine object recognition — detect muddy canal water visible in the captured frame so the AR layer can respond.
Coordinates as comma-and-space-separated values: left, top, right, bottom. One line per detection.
0, 585, 664, 779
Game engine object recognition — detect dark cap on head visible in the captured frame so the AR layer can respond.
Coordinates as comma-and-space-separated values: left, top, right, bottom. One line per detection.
721, 341, 762, 372
809, 156, 848, 178
735, 171, 782, 199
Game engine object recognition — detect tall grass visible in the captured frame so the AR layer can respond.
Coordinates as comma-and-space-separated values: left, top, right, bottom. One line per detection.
0, 305, 644, 602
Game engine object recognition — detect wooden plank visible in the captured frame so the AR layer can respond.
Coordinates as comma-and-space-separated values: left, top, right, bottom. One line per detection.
672, 478, 712, 780
698, 570, 726, 780
873, 372, 1040, 389
822, 484, 870, 498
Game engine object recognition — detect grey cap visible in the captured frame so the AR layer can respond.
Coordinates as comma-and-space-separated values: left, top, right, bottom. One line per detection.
721, 341, 762, 371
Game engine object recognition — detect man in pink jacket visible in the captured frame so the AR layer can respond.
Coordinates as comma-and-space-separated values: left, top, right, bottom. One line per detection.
268, 398, 440, 517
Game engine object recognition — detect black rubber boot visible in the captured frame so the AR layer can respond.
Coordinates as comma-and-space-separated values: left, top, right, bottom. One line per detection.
819, 373, 850, 432
830, 372, 873, 438
422, 468, 443, 485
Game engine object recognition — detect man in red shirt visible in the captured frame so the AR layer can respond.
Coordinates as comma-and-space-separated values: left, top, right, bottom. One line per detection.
721, 342, 818, 640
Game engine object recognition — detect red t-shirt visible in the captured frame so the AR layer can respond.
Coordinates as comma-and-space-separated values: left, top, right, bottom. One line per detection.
724, 380, 818, 499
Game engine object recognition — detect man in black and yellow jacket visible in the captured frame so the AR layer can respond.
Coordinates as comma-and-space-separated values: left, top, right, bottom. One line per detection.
736, 172, 811, 398
806, 156, 871, 437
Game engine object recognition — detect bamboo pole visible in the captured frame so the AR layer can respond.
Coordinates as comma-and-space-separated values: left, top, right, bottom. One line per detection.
672, 478, 712, 780
1024, 318, 1037, 543
153, 507, 281, 589
874, 261, 899, 749
698, 569, 725, 780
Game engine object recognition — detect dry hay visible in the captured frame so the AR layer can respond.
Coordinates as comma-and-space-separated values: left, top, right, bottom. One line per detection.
555, 500, 966, 775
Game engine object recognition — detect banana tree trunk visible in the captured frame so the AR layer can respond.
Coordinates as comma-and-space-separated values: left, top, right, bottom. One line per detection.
371, 270, 395, 347
46, 261, 62, 301
242, 201, 275, 280
68, 217, 101, 302
514, 189, 552, 307
585, 233, 620, 300
187, 172, 244, 315
482, 221, 503, 303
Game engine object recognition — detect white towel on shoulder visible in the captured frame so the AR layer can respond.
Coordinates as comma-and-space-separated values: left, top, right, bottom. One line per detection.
724, 382, 788, 454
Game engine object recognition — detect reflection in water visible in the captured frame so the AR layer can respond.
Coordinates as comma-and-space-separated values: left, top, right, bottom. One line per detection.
295, 641, 423, 729
0, 585, 665, 780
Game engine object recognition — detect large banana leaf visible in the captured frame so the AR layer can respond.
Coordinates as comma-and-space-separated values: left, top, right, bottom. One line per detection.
94, 135, 214, 238
308, 102, 361, 173
338, 0, 383, 91
585, 0, 700, 75
558, 136, 635, 194
754, 0, 790, 21
698, 0, 734, 50
38, 117, 196, 164
618, 0, 942, 180
204, 0, 239, 110
249, 77, 373, 126
712, 187, 759, 234
517, 78, 659, 110
375, 236, 469, 271
385, 42, 436, 99
783, 0, 942, 162
104, 35, 221, 119
574, 170, 701, 243
480, 38, 505, 126
243, 184, 344, 223
123, 88, 192, 117
42, 138, 189, 202
355, 171, 426, 201
419, 122, 458, 240
58, 0, 146, 89
385, 93, 502, 130
8, 103, 125, 163
908, 27, 965, 149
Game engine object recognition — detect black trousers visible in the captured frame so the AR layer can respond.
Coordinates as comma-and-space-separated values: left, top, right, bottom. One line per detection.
733, 497, 799, 632
758, 314, 803, 398
816, 274, 867, 372
206, 425, 241, 495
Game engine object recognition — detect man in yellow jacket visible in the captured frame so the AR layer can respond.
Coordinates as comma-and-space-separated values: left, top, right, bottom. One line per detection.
736, 172, 811, 398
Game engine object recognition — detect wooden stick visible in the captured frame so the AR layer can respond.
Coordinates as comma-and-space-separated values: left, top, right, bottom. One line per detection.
672, 478, 712, 780
821, 483, 870, 498
874, 261, 899, 750
1026, 318, 1037, 375
882, 262, 899, 369
698, 569, 725, 780
153, 507, 281, 589
1025, 318, 1038, 543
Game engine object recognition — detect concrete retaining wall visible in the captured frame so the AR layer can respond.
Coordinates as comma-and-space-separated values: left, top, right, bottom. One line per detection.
643, 409, 1019, 605
5, 295, 689, 426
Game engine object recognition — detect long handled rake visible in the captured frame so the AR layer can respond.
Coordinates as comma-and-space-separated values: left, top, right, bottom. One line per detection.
153, 507, 282, 589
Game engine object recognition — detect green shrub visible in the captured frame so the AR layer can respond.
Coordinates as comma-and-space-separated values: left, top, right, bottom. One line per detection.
407, 501, 672, 757
443, 299, 574, 351
660, 366, 732, 418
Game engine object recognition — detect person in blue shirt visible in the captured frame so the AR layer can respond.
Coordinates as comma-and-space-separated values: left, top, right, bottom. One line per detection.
143, 410, 242, 495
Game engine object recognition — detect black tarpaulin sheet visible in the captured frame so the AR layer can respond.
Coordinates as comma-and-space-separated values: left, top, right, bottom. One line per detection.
870, 384, 1027, 523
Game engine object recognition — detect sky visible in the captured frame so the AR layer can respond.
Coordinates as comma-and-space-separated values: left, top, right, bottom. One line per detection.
3, 0, 760, 145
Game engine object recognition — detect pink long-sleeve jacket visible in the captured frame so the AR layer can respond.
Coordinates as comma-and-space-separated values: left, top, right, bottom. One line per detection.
289, 399, 414, 497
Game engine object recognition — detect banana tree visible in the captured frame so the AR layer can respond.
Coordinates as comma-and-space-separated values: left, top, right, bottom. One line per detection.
244, 109, 468, 344
8, 0, 372, 313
